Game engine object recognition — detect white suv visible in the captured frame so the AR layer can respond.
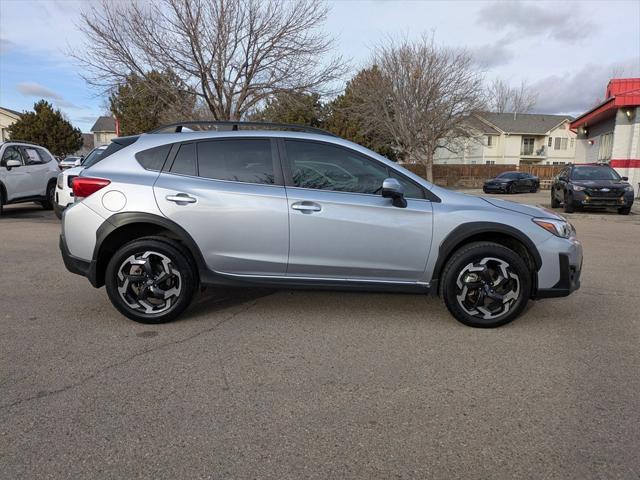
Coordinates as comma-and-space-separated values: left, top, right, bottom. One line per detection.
54, 145, 108, 219
0, 141, 59, 214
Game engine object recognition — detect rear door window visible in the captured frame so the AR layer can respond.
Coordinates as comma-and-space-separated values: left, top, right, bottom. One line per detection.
197, 139, 274, 184
21, 147, 43, 165
169, 143, 197, 176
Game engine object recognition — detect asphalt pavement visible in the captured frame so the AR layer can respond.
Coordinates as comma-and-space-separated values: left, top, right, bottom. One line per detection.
1, 192, 639, 479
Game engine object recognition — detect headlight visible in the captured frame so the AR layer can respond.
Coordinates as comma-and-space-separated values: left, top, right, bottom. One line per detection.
57, 173, 64, 189
533, 218, 575, 238
624, 185, 634, 192
573, 185, 586, 191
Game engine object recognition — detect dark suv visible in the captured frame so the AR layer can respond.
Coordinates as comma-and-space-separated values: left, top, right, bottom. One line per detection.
551, 164, 634, 214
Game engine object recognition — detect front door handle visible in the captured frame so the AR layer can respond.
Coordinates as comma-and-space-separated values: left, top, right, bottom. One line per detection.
291, 201, 322, 213
166, 193, 197, 205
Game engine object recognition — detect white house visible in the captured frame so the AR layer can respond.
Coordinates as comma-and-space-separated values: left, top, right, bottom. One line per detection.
434, 112, 577, 166
0, 106, 22, 142
90, 116, 117, 146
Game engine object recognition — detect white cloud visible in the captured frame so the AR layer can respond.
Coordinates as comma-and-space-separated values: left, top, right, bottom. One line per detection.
477, 1, 596, 44
16, 82, 82, 110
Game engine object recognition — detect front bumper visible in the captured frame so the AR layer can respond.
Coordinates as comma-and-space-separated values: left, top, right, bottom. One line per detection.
483, 183, 509, 192
571, 190, 634, 208
535, 252, 582, 299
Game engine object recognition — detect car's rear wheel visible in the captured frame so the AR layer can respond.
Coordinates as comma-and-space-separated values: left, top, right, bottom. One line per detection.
441, 242, 531, 328
41, 182, 55, 210
564, 192, 574, 213
105, 237, 196, 324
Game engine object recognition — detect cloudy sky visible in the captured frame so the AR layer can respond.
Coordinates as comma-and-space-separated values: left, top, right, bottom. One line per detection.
1, 0, 639, 132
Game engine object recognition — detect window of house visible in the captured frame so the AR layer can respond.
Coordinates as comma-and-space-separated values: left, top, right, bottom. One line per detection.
597, 133, 614, 161
521, 137, 535, 155
554, 137, 561, 150
485, 160, 495, 165
548, 137, 553, 147
486, 135, 493, 147
570, 138, 575, 149
198, 139, 274, 184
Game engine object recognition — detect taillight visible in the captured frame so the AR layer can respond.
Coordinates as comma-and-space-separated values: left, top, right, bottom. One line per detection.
72, 177, 111, 198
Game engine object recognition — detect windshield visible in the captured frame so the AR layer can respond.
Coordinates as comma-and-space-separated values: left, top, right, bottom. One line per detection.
497, 172, 518, 179
82, 148, 105, 168
572, 166, 620, 181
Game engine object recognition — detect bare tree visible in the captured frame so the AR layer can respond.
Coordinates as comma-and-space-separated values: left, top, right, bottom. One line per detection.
486, 78, 537, 113
75, 0, 345, 121
350, 36, 486, 181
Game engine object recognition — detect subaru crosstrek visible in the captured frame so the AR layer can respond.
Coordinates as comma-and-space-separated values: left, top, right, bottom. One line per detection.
60, 122, 582, 328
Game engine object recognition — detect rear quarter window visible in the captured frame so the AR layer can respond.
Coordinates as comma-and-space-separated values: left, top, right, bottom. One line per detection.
135, 144, 172, 171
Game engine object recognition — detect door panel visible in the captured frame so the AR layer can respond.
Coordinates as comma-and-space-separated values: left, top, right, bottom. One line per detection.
155, 173, 289, 275
285, 187, 433, 281
1, 147, 28, 200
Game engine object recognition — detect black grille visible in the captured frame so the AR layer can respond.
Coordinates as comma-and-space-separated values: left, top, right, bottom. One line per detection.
585, 188, 623, 198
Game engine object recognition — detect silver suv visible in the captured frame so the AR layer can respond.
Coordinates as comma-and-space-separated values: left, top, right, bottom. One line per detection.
60, 122, 582, 328
0, 141, 59, 214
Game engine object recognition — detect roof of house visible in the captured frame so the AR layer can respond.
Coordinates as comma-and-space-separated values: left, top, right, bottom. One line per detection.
466, 115, 500, 135
474, 112, 573, 135
90, 116, 116, 132
570, 78, 640, 130
0, 106, 23, 117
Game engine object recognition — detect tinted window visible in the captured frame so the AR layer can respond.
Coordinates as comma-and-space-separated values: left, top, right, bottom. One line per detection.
285, 140, 388, 195
1, 146, 24, 167
169, 143, 197, 176
571, 166, 620, 181
389, 170, 425, 199
136, 144, 171, 171
36, 148, 52, 163
197, 139, 274, 184
82, 148, 106, 168
497, 172, 519, 179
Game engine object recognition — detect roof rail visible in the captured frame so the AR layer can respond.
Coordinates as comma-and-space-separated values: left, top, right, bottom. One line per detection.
5, 139, 40, 146
148, 120, 337, 137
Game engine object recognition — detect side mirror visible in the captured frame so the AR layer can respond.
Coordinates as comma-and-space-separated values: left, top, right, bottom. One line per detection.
74, 159, 82, 166
381, 178, 407, 208
5, 159, 21, 170
622, 176, 629, 181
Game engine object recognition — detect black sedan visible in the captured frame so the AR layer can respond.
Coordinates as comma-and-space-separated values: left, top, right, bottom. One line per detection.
483, 171, 540, 194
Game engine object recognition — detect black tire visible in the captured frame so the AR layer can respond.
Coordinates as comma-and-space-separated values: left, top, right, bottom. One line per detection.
41, 182, 55, 210
530, 185, 538, 193
53, 203, 63, 220
441, 241, 531, 328
507, 184, 515, 194
563, 192, 574, 213
105, 237, 197, 324
482, 187, 488, 194
550, 190, 560, 208
618, 206, 631, 215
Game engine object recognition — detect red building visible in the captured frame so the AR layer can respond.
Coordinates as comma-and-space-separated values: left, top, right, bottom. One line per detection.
570, 78, 640, 189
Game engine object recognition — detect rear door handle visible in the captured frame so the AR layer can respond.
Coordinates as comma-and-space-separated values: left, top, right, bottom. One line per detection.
166, 193, 197, 205
291, 201, 322, 213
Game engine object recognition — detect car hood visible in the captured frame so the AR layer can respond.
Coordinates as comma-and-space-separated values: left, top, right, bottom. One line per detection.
481, 196, 563, 219
571, 179, 630, 188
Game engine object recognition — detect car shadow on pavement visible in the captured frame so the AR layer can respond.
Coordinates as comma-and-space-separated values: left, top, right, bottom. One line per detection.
184, 286, 277, 320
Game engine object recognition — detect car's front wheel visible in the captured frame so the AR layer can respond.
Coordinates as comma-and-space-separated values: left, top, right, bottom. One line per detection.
441, 242, 531, 328
618, 206, 631, 215
105, 237, 197, 324
564, 192, 574, 213
550, 189, 560, 208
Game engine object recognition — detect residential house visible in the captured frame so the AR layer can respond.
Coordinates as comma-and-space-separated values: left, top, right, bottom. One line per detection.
434, 112, 576, 166
0, 106, 22, 142
91, 116, 117, 146
570, 78, 640, 188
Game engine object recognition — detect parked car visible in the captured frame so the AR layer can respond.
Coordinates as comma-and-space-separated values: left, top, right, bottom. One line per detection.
54, 145, 108, 219
483, 171, 540, 194
58, 155, 84, 171
550, 163, 634, 214
60, 121, 582, 328
0, 141, 59, 214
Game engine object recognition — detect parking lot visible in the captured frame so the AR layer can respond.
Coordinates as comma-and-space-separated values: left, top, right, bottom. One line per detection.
1, 191, 639, 479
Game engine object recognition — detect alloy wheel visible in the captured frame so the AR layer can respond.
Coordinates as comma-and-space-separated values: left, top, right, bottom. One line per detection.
116, 251, 182, 314
455, 257, 520, 320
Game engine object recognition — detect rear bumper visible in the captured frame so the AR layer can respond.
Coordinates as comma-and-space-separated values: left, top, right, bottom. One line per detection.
535, 253, 582, 299
59, 234, 99, 287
